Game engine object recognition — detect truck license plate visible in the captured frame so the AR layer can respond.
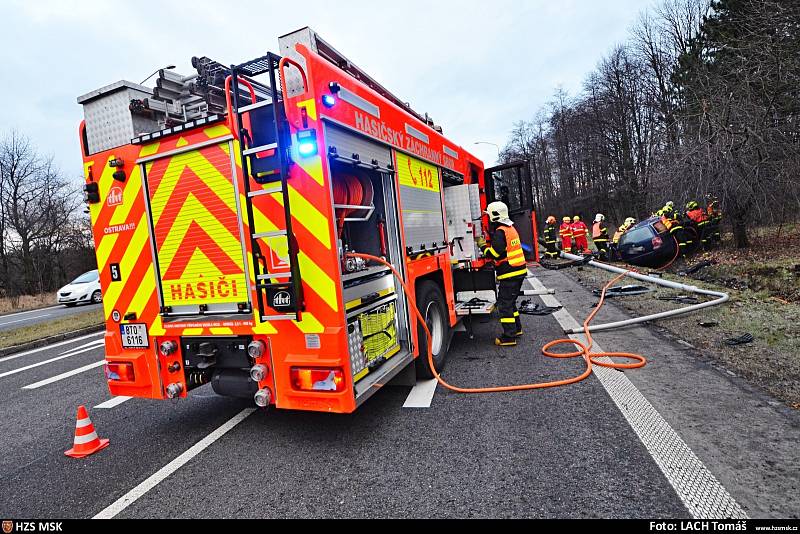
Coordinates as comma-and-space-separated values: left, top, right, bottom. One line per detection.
120, 324, 149, 348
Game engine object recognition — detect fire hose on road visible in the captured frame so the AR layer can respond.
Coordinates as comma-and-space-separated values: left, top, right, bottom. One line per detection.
559, 252, 730, 335
347, 253, 646, 394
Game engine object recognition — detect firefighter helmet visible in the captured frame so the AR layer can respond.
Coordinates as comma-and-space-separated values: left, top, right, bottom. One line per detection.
573, 215, 581, 222
665, 201, 674, 210
563, 216, 571, 223
484, 201, 512, 225
546, 216, 556, 224
686, 201, 699, 210
595, 214, 605, 223
625, 217, 636, 226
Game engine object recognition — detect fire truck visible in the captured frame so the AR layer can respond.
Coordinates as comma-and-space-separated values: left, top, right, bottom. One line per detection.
77, 27, 534, 413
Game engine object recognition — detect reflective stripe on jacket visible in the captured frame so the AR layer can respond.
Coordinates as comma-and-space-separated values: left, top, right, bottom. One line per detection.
571, 221, 588, 238
543, 224, 558, 243
613, 224, 630, 244
484, 224, 528, 280
592, 222, 608, 240
687, 209, 709, 225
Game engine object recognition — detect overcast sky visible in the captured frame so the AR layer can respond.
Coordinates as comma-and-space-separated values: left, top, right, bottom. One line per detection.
1, 0, 654, 182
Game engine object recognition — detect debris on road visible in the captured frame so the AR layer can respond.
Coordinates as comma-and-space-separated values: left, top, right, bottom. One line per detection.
563, 262, 800, 408
518, 300, 562, 316
592, 285, 653, 298
723, 333, 755, 346
680, 260, 717, 276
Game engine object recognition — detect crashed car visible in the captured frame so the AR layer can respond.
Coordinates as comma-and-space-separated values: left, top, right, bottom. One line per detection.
617, 217, 679, 268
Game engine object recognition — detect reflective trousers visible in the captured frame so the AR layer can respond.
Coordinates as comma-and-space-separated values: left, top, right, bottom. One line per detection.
594, 238, 608, 259
497, 275, 525, 339
574, 235, 589, 253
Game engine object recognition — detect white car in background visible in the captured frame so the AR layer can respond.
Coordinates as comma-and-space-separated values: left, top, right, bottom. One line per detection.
57, 270, 102, 307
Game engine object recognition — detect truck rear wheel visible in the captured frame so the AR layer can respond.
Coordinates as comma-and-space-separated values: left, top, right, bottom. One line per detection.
414, 280, 450, 379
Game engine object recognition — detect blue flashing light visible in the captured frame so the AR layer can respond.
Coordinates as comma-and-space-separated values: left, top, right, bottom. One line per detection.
322, 94, 337, 108
296, 129, 318, 157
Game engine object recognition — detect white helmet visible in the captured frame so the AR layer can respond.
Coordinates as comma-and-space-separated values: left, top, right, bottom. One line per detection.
595, 214, 605, 223
625, 217, 636, 226
485, 201, 512, 225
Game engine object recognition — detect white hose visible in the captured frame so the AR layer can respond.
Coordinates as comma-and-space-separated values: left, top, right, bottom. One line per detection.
558, 252, 730, 334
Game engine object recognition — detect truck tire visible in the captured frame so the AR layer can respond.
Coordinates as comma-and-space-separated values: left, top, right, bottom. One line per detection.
414, 280, 450, 379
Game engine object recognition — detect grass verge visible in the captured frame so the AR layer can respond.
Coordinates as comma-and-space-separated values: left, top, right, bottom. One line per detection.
0, 308, 104, 350
567, 263, 799, 410
0, 293, 55, 315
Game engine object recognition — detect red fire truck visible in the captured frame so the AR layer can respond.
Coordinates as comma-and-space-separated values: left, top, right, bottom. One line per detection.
76, 27, 534, 413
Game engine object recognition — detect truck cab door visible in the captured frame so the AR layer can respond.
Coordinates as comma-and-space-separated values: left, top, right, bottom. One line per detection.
484, 161, 534, 256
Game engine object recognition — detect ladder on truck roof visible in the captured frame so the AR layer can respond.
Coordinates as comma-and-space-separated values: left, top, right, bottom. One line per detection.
230, 53, 305, 322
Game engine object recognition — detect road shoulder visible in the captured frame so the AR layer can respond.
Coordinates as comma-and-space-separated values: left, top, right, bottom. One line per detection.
535, 265, 800, 519
0, 323, 104, 358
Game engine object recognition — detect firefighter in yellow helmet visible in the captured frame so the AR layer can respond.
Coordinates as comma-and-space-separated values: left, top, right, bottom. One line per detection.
477, 201, 528, 346
611, 217, 636, 261
559, 216, 573, 253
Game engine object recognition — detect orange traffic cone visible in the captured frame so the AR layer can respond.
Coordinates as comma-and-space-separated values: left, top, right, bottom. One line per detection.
64, 405, 109, 458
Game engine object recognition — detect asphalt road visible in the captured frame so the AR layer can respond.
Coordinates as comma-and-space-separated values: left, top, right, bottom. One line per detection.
0, 303, 103, 332
0, 268, 796, 519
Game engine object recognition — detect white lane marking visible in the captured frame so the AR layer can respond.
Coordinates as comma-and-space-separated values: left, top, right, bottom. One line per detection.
0, 314, 52, 327
95, 396, 132, 409
528, 271, 748, 519
22, 360, 106, 390
93, 408, 257, 519
0, 331, 103, 364
0, 343, 105, 379
403, 379, 438, 409
0, 305, 61, 319
59, 339, 104, 356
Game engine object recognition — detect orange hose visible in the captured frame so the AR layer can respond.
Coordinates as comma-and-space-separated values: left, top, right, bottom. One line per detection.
348, 253, 646, 394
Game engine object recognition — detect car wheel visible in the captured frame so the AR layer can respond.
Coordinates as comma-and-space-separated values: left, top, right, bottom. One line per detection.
91, 290, 102, 304
414, 280, 450, 379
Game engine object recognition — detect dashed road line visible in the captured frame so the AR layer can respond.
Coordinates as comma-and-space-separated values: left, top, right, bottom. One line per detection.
95, 396, 133, 409
93, 408, 257, 519
0, 314, 51, 327
403, 378, 438, 408
528, 271, 748, 519
0, 331, 103, 364
0, 305, 61, 320
0, 342, 104, 380
59, 340, 105, 357
22, 360, 106, 390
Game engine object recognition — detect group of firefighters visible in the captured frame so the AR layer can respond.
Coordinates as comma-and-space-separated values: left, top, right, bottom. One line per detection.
474, 198, 722, 347
539, 198, 723, 262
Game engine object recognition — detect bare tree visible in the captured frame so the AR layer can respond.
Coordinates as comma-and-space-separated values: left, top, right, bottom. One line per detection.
501, 0, 799, 248
0, 130, 85, 297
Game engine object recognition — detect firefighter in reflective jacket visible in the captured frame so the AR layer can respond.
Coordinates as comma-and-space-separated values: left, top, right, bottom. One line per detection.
542, 216, 559, 259
658, 202, 688, 254
572, 215, 590, 254
611, 217, 636, 260
560, 217, 573, 253
686, 201, 710, 248
592, 214, 609, 260
478, 201, 528, 346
